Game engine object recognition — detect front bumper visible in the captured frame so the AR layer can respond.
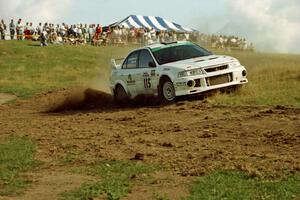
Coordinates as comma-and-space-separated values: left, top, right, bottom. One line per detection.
174, 67, 248, 96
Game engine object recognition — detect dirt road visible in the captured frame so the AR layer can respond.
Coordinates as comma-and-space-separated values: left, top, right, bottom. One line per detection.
0, 88, 299, 199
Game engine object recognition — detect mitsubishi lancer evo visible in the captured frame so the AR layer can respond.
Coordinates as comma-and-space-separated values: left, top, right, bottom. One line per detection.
110, 41, 248, 103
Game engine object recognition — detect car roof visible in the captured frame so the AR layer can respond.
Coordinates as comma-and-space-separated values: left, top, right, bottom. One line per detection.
145, 41, 194, 52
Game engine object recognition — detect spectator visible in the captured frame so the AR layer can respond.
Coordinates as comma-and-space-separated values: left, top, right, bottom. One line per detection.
3, 18, 255, 51
83, 24, 89, 43
9, 19, 15, 40
36, 23, 42, 35
95, 24, 102, 40
67, 25, 75, 37
29, 22, 35, 37
88, 24, 94, 44
40, 30, 48, 46
184, 32, 190, 41
55, 24, 60, 35
24, 22, 31, 40
43, 23, 49, 33
128, 28, 136, 43
150, 28, 156, 41
73, 24, 78, 37
60, 23, 66, 37
0, 19, 6, 40
77, 24, 83, 39
16, 18, 24, 40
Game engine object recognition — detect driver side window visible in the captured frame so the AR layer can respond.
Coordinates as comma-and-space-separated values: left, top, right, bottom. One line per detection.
139, 50, 155, 68
123, 51, 139, 69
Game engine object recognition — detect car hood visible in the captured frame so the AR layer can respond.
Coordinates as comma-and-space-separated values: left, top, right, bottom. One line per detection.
161, 55, 237, 70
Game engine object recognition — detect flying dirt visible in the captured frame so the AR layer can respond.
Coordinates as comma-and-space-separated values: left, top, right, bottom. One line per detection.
45, 88, 114, 112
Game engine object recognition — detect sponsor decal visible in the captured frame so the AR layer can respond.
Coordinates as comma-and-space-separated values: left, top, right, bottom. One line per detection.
127, 74, 136, 85
176, 82, 186, 87
143, 72, 150, 77
151, 70, 156, 77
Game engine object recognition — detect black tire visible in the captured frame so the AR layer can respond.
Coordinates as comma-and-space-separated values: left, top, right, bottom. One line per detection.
158, 77, 176, 103
114, 85, 128, 105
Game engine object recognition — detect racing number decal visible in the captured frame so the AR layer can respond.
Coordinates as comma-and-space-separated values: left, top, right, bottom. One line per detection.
144, 78, 151, 89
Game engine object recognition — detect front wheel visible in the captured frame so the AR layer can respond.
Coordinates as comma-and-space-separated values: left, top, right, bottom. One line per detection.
159, 78, 176, 103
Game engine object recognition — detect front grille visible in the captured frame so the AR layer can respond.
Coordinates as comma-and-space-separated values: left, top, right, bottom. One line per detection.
206, 73, 232, 86
204, 65, 228, 73
194, 79, 201, 87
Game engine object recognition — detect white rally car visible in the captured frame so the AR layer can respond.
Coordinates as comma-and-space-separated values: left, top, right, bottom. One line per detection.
110, 41, 248, 103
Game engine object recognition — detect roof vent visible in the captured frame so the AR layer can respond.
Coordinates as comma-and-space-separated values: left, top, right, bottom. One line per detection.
161, 41, 178, 45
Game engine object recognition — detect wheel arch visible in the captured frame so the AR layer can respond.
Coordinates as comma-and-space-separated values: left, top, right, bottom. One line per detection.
113, 80, 129, 96
157, 74, 176, 102
158, 74, 173, 85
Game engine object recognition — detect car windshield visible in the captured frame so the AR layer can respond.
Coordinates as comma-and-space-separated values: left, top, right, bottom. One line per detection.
152, 44, 212, 65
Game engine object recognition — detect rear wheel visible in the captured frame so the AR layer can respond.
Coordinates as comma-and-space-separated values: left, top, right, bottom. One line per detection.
159, 77, 175, 103
114, 85, 128, 105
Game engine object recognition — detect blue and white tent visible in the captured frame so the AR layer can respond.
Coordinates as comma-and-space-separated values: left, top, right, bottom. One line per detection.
110, 15, 196, 32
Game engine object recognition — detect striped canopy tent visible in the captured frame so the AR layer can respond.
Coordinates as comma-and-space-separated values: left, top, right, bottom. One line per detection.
109, 15, 196, 32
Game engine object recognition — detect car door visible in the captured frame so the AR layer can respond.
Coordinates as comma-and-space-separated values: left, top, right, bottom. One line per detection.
119, 51, 140, 97
134, 49, 159, 95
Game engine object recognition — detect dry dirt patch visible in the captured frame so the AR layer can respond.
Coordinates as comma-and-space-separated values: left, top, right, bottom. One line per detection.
2, 168, 94, 200
0, 88, 299, 199
0, 93, 17, 105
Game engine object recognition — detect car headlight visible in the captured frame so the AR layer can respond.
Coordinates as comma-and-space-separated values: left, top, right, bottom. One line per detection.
178, 68, 204, 78
178, 71, 188, 78
230, 61, 241, 68
189, 69, 204, 76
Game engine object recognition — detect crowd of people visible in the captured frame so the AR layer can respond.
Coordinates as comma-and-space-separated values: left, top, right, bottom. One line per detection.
0, 18, 254, 51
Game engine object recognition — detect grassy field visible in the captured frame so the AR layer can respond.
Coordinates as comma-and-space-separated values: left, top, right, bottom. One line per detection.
186, 171, 300, 200
0, 40, 136, 98
0, 40, 299, 106
0, 136, 38, 195
61, 161, 160, 200
210, 50, 300, 107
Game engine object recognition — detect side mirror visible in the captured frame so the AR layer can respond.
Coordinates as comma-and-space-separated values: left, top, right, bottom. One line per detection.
148, 61, 156, 68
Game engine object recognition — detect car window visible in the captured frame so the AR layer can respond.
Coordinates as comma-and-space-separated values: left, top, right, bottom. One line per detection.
124, 51, 139, 69
138, 50, 155, 68
122, 59, 127, 69
152, 44, 212, 65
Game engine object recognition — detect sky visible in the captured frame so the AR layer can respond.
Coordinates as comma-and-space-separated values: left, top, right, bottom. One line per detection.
1, 0, 300, 53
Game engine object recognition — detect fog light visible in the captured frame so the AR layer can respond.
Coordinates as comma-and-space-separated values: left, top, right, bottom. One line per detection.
242, 70, 247, 77
187, 80, 195, 87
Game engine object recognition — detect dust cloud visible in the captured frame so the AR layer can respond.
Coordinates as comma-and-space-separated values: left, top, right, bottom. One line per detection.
203, 0, 300, 53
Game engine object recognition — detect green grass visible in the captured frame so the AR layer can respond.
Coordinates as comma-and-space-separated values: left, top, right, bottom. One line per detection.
185, 171, 300, 200
208, 51, 300, 107
60, 160, 160, 200
0, 40, 136, 99
0, 40, 299, 106
0, 136, 38, 195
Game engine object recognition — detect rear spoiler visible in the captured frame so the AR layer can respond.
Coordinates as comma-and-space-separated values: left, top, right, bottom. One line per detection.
111, 58, 124, 69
